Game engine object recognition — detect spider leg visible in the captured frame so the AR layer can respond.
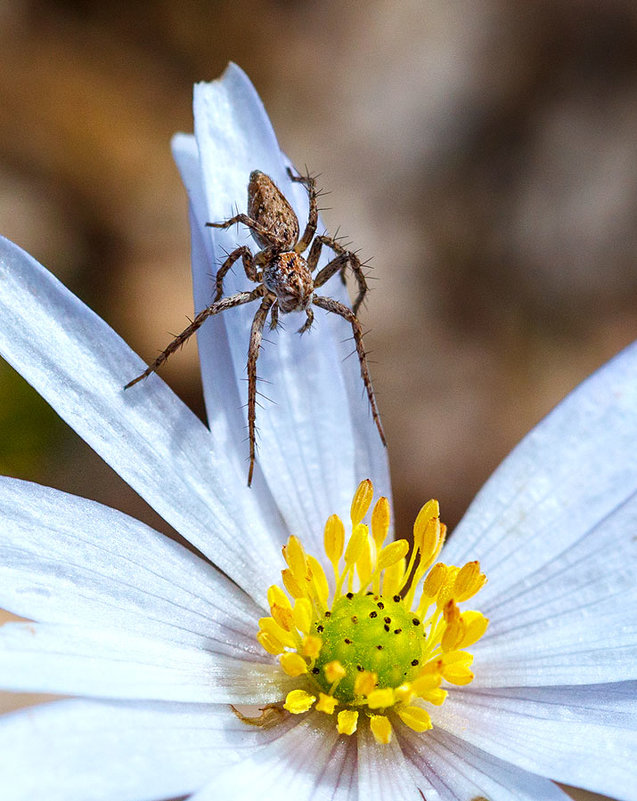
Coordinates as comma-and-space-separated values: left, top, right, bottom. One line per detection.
312, 253, 349, 291
307, 235, 368, 315
288, 167, 318, 254
297, 306, 314, 334
206, 214, 276, 245
269, 303, 279, 331
312, 295, 386, 447
214, 246, 260, 302
247, 294, 276, 486
125, 286, 265, 389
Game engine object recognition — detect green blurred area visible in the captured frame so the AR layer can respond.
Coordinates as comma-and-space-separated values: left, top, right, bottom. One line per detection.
0, 361, 66, 479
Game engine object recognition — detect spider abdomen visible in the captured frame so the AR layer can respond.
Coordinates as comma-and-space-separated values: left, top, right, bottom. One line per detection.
264, 252, 314, 313
248, 170, 299, 249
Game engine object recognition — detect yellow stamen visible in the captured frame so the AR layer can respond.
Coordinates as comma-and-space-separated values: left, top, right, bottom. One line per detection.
351, 479, 374, 525
371, 496, 390, 549
283, 689, 315, 714
301, 635, 322, 659
397, 705, 433, 732
324, 660, 346, 684
324, 514, 345, 574
255, 480, 488, 745
279, 652, 308, 677
293, 598, 313, 635
354, 670, 377, 697
367, 687, 395, 709
315, 693, 338, 715
370, 714, 392, 744
337, 709, 358, 735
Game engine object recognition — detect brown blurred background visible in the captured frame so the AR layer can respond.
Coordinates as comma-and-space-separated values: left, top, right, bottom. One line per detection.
2, 2, 637, 799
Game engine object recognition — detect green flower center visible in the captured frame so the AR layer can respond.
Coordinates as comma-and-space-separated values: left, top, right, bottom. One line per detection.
313, 594, 424, 702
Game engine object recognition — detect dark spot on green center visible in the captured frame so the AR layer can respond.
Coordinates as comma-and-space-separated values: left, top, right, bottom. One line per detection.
313, 594, 424, 702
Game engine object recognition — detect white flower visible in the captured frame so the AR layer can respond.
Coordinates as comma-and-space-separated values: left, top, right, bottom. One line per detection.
0, 63, 636, 801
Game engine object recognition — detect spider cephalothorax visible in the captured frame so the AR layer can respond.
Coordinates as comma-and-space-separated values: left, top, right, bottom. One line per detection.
126, 168, 386, 484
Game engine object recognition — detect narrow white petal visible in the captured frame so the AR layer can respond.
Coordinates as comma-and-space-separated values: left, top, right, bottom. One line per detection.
0, 622, 293, 704
171, 132, 289, 551
399, 722, 570, 801
189, 713, 357, 801
357, 719, 435, 801
0, 476, 264, 658
434, 683, 637, 800
0, 234, 283, 603
172, 64, 390, 554
470, 476, 637, 686
0, 698, 294, 801
444, 340, 637, 615
472, 599, 637, 687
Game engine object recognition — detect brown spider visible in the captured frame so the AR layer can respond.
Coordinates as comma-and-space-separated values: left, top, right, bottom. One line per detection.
126, 168, 386, 485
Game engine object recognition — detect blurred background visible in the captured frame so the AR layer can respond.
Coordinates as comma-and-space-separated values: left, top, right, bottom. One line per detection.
2, 2, 637, 798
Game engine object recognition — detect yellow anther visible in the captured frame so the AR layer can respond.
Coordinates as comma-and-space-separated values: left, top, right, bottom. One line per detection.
283, 689, 315, 714
421, 562, 447, 599
351, 479, 374, 525
454, 561, 487, 601
283, 536, 308, 583
324, 660, 347, 683
279, 652, 308, 677
441, 601, 465, 652
397, 705, 433, 733
458, 611, 489, 647
370, 714, 392, 744
413, 499, 439, 549
367, 687, 395, 709
270, 603, 295, 632
394, 683, 415, 704
411, 672, 442, 697
377, 539, 409, 571
356, 532, 374, 588
337, 709, 358, 736
281, 568, 304, 599
354, 670, 377, 697
315, 692, 338, 715
344, 523, 368, 566
437, 565, 459, 608
441, 663, 474, 685
442, 650, 474, 668
371, 496, 390, 548
258, 616, 296, 649
301, 635, 322, 659
267, 585, 291, 612
324, 514, 345, 568
423, 688, 448, 706
256, 630, 284, 655
382, 557, 405, 598
307, 554, 329, 606
293, 598, 313, 635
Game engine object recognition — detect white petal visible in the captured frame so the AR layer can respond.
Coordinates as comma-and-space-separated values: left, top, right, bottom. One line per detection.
470, 476, 637, 686
189, 713, 357, 801
0, 234, 283, 603
173, 64, 390, 554
472, 597, 637, 687
399, 723, 570, 801
434, 683, 637, 800
0, 622, 293, 704
357, 719, 435, 801
444, 340, 637, 615
0, 476, 264, 658
0, 698, 293, 801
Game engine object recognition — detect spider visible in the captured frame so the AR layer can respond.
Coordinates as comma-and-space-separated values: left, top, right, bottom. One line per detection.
126, 168, 386, 485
